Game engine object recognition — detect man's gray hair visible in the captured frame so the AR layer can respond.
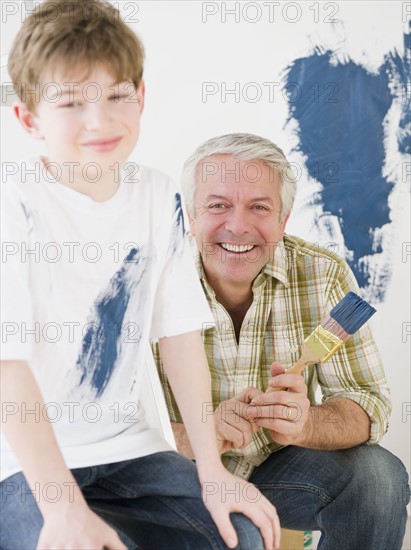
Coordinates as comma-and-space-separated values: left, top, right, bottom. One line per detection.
181, 133, 297, 222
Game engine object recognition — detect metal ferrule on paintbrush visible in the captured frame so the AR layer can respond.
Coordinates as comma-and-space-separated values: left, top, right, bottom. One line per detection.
267, 292, 376, 392
304, 324, 345, 364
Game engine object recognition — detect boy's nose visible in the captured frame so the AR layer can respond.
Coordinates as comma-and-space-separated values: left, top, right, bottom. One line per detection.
84, 103, 113, 130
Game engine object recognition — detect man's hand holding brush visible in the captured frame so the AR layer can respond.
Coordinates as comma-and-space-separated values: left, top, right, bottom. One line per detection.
244, 362, 311, 446
246, 292, 375, 449
245, 361, 371, 450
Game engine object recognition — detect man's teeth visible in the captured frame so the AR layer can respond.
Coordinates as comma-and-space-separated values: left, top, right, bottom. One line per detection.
220, 243, 255, 253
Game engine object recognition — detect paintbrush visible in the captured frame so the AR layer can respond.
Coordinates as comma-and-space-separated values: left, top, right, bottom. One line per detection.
266, 292, 376, 392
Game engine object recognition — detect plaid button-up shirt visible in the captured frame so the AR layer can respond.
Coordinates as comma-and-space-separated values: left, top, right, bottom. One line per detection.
153, 234, 391, 479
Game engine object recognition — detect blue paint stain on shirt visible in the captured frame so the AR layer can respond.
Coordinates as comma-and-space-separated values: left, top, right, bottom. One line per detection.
19, 200, 30, 221
171, 193, 185, 255
175, 193, 185, 232
19, 199, 34, 235
285, 25, 410, 300
77, 247, 146, 398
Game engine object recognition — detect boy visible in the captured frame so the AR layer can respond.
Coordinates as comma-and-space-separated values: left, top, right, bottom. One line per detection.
0, 1, 280, 548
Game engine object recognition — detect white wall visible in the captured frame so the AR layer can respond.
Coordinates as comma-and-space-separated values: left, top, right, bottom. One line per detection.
1, 0, 409, 512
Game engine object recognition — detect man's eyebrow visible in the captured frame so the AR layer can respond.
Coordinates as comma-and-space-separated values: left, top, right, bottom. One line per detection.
204, 195, 275, 205
205, 194, 229, 201
250, 196, 275, 204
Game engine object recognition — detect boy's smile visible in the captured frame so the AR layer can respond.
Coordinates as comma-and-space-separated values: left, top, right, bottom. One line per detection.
15, 64, 145, 200
81, 136, 124, 153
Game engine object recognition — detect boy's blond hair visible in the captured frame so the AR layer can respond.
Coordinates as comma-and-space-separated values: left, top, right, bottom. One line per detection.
8, 0, 145, 113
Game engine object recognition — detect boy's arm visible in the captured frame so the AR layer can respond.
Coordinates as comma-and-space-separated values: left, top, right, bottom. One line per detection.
158, 331, 281, 550
0, 360, 126, 549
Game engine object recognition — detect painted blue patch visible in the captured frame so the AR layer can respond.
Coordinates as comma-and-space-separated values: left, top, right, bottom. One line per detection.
394, 28, 411, 155
285, 26, 410, 300
77, 248, 145, 398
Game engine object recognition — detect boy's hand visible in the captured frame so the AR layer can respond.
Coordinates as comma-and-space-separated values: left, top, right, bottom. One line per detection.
37, 504, 126, 550
200, 468, 281, 550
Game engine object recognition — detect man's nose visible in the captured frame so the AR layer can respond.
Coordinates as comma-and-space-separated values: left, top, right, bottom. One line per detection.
224, 207, 252, 235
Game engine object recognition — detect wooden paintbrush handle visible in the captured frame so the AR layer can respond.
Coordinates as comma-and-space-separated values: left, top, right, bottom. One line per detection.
266, 344, 319, 393
285, 357, 308, 375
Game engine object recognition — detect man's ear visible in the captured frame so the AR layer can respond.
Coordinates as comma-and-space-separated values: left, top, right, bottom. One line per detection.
136, 80, 145, 114
185, 205, 196, 236
13, 101, 43, 140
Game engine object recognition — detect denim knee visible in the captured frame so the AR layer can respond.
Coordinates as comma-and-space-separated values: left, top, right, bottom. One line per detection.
230, 513, 264, 550
347, 445, 410, 513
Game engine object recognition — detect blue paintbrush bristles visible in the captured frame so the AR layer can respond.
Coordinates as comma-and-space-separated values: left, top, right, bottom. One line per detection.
330, 292, 376, 334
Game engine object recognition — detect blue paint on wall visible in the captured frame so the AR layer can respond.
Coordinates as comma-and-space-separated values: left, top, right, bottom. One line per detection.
77, 247, 146, 398
393, 28, 411, 156
285, 26, 410, 300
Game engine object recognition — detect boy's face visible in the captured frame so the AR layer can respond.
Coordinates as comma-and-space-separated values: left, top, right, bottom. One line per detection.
16, 64, 144, 176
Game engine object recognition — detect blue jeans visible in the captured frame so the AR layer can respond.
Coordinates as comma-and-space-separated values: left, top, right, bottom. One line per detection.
0, 451, 263, 550
249, 443, 410, 550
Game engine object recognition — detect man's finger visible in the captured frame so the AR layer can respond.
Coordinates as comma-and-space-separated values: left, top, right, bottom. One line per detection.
218, 422, 246, 449
237, 386, 263, 403
267, 373, 305, 391
249, 389, 290, 407
233, 400, 263, 420
246, 403, 302, 422
270, 361, 285, 378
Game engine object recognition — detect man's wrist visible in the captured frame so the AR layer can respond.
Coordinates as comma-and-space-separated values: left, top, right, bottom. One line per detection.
292, 407, 314, 447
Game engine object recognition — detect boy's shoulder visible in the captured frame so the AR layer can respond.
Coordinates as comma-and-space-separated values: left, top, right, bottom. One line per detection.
2, 158, 184, 245
134, 163, 178, 193
2, 158, 179, 206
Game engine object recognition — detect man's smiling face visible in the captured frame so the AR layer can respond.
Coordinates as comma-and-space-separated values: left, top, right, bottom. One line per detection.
189, 154, 289, 291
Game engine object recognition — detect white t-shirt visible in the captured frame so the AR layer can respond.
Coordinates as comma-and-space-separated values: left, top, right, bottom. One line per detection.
0, 157, 213, 481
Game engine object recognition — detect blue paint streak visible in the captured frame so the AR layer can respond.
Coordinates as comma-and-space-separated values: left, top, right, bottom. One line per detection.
77, 248, 142, 398
395, 25, 411, 155
171, 193, 185, 255
285, 26, 410, 300
19, 200, 31, 221
175, 192, 185, 232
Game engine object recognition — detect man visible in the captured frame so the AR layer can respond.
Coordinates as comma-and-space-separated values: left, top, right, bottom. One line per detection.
155, 133, 410, 550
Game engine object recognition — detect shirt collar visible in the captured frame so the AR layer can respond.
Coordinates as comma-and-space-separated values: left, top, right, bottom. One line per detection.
260, 239, 289, 288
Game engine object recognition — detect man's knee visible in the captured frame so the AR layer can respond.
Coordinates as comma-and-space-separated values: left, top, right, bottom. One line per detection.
345, 445, 410, 509
230, 513, 264, 550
